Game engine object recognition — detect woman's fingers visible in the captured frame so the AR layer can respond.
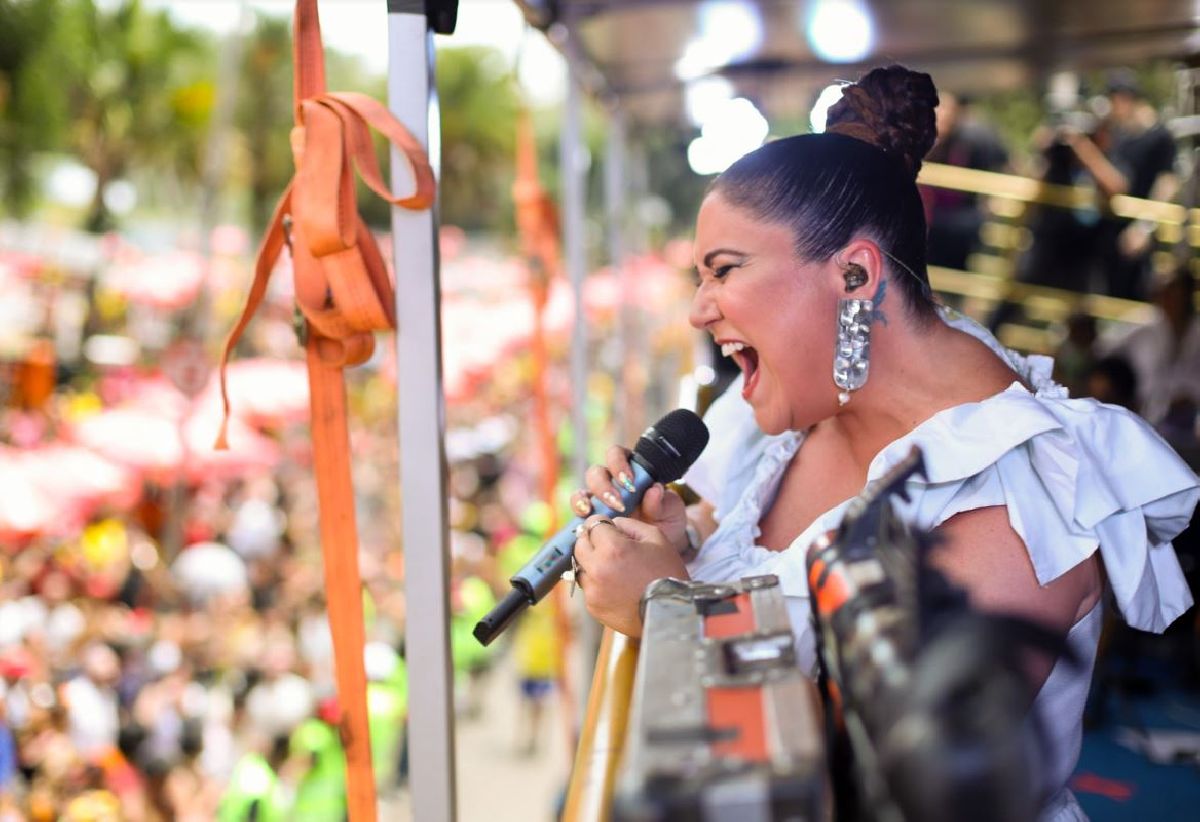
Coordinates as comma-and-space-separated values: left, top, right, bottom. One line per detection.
571, 513, 689, 639
569, 488, 592, 518
638, 484, 689, 554
604, 445, 636, 494
584, 463, 626, 513
640, 483, 666, 520
609, 516, 665, 544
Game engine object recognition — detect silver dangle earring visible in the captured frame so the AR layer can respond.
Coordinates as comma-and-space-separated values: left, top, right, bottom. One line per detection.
834, 262, 871, 406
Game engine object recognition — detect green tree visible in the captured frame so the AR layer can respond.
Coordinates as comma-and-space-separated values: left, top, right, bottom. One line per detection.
235, 13, 294, 234
436, 46, 520, 232
0, 0, 67, 215
56, 0, 214, 231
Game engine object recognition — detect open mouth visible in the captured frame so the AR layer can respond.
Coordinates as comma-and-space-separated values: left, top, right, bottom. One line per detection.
720, 341, 760, 399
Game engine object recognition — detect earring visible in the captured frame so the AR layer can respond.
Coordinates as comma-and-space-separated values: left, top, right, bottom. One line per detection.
834, 296, 872, 405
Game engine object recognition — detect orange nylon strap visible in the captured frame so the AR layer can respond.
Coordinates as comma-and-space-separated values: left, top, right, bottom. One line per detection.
214, 2, 434, 819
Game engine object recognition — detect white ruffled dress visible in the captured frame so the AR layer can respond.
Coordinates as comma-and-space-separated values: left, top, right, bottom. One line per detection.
682, 308, 1200, 821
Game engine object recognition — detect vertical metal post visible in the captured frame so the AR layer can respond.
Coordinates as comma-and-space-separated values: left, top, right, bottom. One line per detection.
571, 104, 626, 708
561, 43, 589, 486
388, 3, 456, 821
605, 107, 631, 444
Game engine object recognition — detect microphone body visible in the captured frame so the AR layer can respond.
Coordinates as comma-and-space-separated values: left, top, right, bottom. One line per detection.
473, 408, 709, 646
472, 458, 655, 646
522, 457, 657, 602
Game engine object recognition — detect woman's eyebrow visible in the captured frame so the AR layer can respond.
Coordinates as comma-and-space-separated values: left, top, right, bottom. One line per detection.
701, 248, 748, 269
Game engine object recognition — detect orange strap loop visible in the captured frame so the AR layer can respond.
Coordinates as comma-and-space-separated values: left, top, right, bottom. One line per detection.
213, 3, 434, 820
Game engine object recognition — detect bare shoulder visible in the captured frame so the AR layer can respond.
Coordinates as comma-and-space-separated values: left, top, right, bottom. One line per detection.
932, 505, 1102, 635
939, 321, 1028, 395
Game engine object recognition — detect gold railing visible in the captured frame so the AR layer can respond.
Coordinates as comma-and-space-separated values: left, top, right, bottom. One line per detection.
562, 629, 639, 822
917, 162, 1194, 227
915, 161, 1195, 353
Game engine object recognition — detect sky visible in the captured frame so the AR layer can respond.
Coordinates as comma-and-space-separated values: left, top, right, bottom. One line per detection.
142, 0, 566, 104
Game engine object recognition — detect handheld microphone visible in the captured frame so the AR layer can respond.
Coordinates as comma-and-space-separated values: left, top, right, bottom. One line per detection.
473, 409, 710, 646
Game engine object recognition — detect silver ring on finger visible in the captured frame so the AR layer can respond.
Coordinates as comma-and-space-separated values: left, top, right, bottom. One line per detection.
584, 517, 616, 537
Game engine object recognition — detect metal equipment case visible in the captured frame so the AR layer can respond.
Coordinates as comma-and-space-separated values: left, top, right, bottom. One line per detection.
615, 575, 829, 822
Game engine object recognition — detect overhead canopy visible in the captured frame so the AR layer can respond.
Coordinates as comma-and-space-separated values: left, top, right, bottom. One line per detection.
516, 0, 1200, 127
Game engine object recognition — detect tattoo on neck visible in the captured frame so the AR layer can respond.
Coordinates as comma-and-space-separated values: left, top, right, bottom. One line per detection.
870, 277, 889, 326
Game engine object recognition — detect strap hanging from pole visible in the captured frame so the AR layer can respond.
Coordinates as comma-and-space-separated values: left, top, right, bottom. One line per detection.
513, 106, 561, 521
214, 2, 435, 819
513, 104, 581, 752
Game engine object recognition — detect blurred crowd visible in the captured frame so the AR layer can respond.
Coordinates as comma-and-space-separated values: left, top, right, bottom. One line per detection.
0, 214, 691, 820
0, 372, 592, 821
922, 69, 1200, 461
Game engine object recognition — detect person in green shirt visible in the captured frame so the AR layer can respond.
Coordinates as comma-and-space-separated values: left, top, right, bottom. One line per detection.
450, 573, 498, 718
365, 642, 407, 795
286, 704, 347, 822
218, 735, 292, 822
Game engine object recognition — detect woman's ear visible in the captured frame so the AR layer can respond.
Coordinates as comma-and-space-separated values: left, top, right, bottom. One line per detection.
834, 239, 887, 299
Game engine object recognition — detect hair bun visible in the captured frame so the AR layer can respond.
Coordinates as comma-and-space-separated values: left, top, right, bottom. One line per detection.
825, 65, 939, 178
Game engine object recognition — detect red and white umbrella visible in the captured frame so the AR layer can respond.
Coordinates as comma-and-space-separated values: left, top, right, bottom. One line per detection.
0, 448, 62, 542
20, 444, 141, 521
0, 445, 142, 541
196, 358, 310, 428
70, 406, 279, 484
101, 250, 204, 310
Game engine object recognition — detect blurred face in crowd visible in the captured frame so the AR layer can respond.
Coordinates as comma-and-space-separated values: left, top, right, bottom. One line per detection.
690, 193, 839, 435
1107, 89, 1138, 126
934, 92, 960, 142
1155, 275, 1194, 328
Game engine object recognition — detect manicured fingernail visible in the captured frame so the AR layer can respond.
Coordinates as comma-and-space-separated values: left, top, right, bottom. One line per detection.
573, 497, 591, 515
602, 491, 626, 512
617, 472, 636, 493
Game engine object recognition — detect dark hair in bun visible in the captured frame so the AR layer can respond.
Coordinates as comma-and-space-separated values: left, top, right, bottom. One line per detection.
826, 65, 939, 178
712, 64, 940, 319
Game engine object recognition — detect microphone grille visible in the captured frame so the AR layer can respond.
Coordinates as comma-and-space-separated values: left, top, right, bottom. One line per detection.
632, 409, 710, 483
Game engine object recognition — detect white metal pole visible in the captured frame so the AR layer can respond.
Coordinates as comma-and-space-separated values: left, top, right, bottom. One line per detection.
561, 44, 589, 488
388, 3, 457, 821
604, 107, 631, 445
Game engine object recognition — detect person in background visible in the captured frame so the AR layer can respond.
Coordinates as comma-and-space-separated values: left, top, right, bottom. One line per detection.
61, 644, 121, 760
284, 698, 346, 822
1100, 266, 1200, 429
497, 502, 563, 757
1014, 107, 1112, 297
162, 720, 220, 822
364, 642, 406, 796
1095, 71, 1180, 301
1084, 355, 1140, 411
1053, 313, 1099, 399
217, 734, 290, 822
450, 573, 497, 719
1041, 70, 1178, 300
921, 91, 1009, 271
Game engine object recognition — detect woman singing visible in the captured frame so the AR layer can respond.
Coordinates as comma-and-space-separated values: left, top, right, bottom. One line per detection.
569, 65, 1198, 820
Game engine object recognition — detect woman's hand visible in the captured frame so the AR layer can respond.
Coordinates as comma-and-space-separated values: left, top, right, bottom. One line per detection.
570, 445, 690, 555
573, 515, 689, 638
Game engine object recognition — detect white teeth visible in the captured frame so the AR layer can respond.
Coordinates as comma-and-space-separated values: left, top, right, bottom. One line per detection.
720, 341, 746, 357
